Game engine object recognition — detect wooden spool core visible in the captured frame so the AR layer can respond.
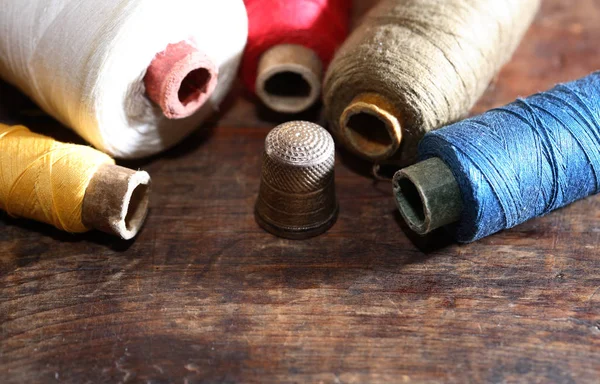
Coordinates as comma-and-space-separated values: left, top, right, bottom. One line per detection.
144, 41, 218, 120
256, 44, 323, 114
340, 93, 403, 161
82, 164, 151, 240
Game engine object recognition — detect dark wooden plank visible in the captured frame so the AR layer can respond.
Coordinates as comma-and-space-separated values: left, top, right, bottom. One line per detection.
1, 1, 600, 383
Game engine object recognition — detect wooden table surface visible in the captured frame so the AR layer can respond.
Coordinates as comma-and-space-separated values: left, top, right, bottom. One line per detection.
2, 1, 600, 383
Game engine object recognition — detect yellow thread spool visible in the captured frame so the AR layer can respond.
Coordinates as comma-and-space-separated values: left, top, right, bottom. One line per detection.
0, 124, 151, 239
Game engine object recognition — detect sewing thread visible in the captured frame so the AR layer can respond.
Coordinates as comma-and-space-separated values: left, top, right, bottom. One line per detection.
418, 72, 600, 242
323, 0, 540, 166
0, 124, 114, 233
0, 0, 248, 159
241, 0, 351, 93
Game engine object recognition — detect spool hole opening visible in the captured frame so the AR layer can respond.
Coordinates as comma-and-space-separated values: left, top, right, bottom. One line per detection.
346, 112, 394, 156
395, 177, 426, 229
178, 68, 211, 106
125, 183, 150, 232
264, 71, 312, 99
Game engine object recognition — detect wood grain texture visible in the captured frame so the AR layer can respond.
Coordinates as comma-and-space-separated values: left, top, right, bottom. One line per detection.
1, 1, 600, 383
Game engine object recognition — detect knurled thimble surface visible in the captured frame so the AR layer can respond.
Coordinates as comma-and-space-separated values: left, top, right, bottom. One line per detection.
255, 121, 338, 239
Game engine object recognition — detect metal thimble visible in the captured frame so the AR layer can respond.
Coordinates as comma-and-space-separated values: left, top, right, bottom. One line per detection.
255, 121, 338, 239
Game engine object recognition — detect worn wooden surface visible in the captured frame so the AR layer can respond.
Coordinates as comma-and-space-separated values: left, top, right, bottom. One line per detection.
2, 1, 600, 383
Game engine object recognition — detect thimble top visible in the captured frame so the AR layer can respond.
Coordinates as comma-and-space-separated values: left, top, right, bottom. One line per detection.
262, 121, 335, 194
265, 121, 335, 166
256, 121, 338, 239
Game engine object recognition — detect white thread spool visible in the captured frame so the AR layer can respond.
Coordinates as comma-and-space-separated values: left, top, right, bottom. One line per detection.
0, 0, 248, 159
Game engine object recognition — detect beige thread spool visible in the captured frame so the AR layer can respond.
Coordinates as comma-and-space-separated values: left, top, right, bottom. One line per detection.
324, 0, 540, 167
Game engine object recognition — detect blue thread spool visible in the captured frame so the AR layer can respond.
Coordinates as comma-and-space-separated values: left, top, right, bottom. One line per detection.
393, 73, 600, 243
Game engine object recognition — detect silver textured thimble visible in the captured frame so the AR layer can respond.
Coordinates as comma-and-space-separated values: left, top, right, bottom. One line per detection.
255, 121, 338, 239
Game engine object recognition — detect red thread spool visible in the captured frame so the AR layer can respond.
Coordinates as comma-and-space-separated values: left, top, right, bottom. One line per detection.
242, 0, 351, 113
144, 41, 219, 120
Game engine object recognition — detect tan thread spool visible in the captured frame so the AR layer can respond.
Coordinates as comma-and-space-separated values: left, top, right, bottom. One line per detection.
255, 44, 323, 114
323, 0, 541, 166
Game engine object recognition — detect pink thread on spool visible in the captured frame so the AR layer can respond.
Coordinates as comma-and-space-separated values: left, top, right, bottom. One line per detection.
144, 41, 219, 120
242, 0, 351, 113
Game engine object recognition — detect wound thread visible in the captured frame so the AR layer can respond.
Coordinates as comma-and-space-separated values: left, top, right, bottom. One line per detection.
324, 0, 540, 166
0, 124, 114, 233
242, 0, 351, 111
412, 73, 600, 243
0, 0, 248, 159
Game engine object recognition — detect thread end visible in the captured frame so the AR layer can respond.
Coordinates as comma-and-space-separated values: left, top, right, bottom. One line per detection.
145, 41, 218, 120
340, 93, 403, 161
82, 164, 151, 240
256, 44, 323, 114
392, 158, 462, 235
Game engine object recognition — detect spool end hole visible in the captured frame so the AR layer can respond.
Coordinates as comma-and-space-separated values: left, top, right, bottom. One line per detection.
264, 71, 312, 99
395, 177, 426, 229
178, 68, 212, 106
125, 183, 150, 233
345, 112, 394, 157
